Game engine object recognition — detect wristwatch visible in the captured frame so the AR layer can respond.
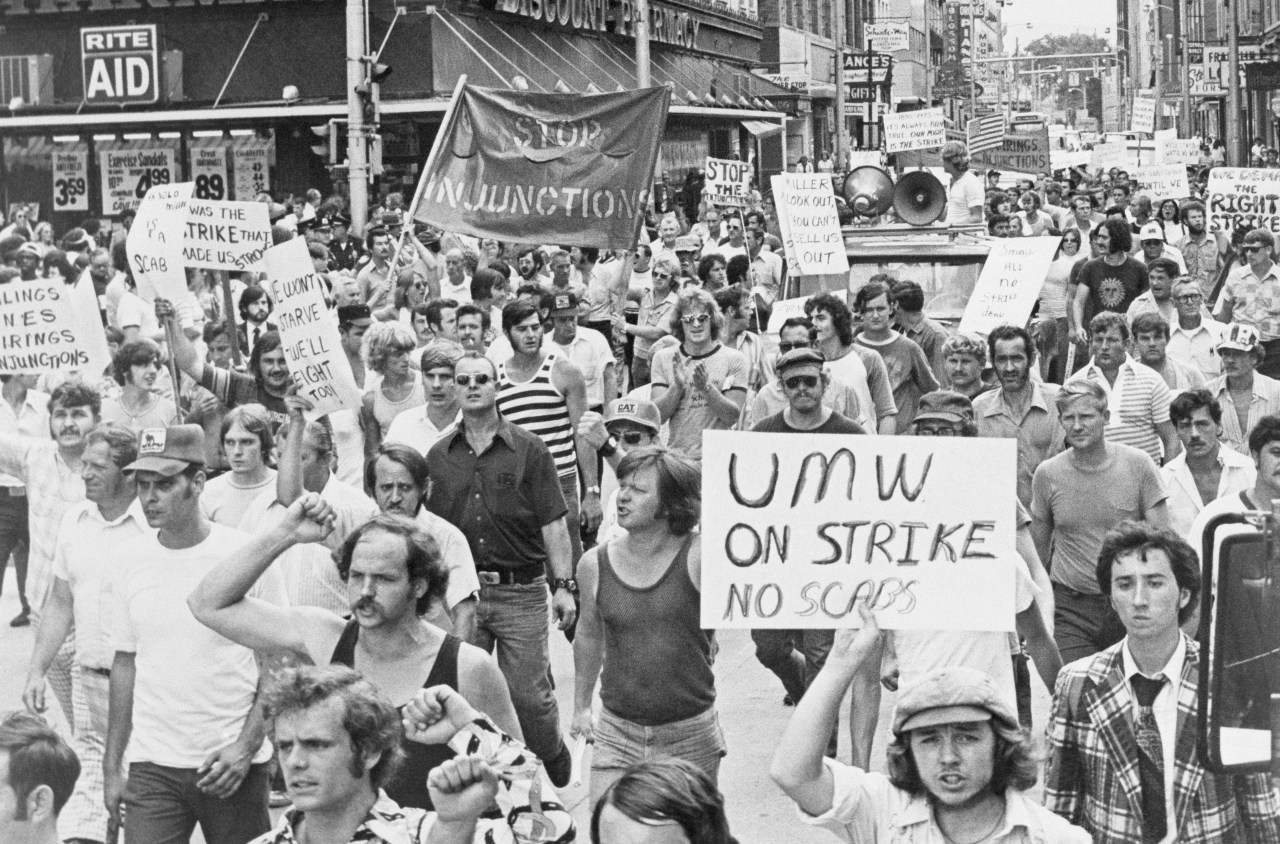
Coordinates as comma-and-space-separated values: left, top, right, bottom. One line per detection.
585, 485, 601, 496
553, 578, 579, 594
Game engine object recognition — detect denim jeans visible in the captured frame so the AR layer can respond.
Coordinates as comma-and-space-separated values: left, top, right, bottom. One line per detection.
123, 761, 270, 844
473, 579, 566, 766
1053, 582, 1126, 665
0, 491, 30, 611
591, 706, 725, 806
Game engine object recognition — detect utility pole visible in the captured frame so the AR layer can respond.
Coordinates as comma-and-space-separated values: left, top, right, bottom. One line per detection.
1227, 0, 1242, 165
922, 0, 932, 105
635, 0, 651, 87
1151, 1, 1163, 132
833, 0, 845, 167
1179, 0, 1190, 135
345, 0, 369, 233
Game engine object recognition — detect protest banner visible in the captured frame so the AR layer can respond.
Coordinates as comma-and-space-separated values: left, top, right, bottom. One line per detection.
1089, 143, 1126, 171
51, 149, 89, 213
413, 83, 670, 250
700, 431, 1018, 631
232, 146, 270, 200
705, 157, 752, 207
771, 174, 845, 276
958, 237, 1061, 336
1205, 168, 1280, 235
265, 238, 363, 419
882, 108, 945, 153
98, 147, 176, 215
1130, 97, 1156, 134
127, 181, 194, 303
183, 200, 272, 272
190, 147, 229, 201
1156, 137, 1200, 166
1132, 164, 1190, 199
1050, 149, 1092, 170
971, 129, 1051, 174
765, 296, 811, 334
0, 279, 110, 377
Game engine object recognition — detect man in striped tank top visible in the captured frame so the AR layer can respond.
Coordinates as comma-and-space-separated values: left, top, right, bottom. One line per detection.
495, 300, 601, 567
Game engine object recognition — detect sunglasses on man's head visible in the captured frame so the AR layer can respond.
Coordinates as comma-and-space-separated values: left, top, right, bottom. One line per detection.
455, 373, 492, 386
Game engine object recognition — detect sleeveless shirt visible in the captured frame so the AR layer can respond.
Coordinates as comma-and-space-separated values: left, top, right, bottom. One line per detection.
597, 536, 715, 725
496, 352, 576, 477
372, 379, 425, 436
330, 622, 460, 810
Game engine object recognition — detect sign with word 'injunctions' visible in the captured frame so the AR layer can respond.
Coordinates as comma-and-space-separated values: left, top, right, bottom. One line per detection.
701, 432, 1017, 631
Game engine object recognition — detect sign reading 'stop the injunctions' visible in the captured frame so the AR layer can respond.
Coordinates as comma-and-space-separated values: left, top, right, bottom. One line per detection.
81, 25, 158, 105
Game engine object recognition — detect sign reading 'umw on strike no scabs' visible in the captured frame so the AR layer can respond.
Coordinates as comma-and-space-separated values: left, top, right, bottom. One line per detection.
700, 432, 1018, 631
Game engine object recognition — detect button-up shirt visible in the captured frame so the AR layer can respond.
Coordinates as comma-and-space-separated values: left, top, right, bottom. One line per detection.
0, 389, 48, 488
1181, 231, 1227, 300
1214, 261, 1280, 340
1149, 356, 1207, 393
52, 499, 149, 670
252, 790, 434, 844
1121, 635, 1187, 844
0, 435, 85, 618
1206, 371, 1280, 454
1167, 319, 1225, 379
975, 383, 1065, 506
426, 418, 567, 571
1068, 358, 1173, 464
1160, 446, 1256, 541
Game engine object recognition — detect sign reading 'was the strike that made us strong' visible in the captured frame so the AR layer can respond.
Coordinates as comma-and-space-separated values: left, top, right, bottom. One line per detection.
700, 432, 1018, 631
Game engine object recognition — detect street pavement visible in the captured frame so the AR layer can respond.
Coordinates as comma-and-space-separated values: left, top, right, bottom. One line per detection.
0, 563, 1051, 843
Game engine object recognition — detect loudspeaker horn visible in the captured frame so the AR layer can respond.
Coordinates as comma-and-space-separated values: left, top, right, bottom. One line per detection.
841, 166, 895, 218
893, 170, 947, 226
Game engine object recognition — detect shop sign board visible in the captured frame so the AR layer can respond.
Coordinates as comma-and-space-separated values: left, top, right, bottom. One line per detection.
190, 147, 229, 201
81, 25, 158, 105
51, 149, 89, 213
864, 22, 909, 53
98, 147, 176, 215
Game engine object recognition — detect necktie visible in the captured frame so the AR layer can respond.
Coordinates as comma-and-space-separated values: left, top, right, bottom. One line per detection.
252, 325, 260, 350
1131, 673, 1168, 843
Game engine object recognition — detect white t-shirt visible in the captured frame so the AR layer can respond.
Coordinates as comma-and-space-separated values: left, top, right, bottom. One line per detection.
823, 350, 878, 436
114, 291, 162, 340
328, 408, 365, 488
414, 509, 480, 614
384, 407, 461, 456
550, 330, 613, 407
200, 470, 278, 528
111, 523, 284, 768
946, 170, 985, 225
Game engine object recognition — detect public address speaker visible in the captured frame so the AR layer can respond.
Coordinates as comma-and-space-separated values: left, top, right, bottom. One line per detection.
841, 166, 895, 218
892, 170, 947, 226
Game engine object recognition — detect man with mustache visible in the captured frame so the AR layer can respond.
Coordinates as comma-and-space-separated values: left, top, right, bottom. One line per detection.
1160, 389, 1255, 542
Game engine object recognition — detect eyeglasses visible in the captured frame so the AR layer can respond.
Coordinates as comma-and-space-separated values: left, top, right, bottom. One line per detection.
916, 425, 958, 437
454, 373, 493, 387
783, 375, 819, 390
1174, 294, 1203, 303
681, 314, 711, 325
653, 272, 674, 281
617, 431, 648, 446
1243, 244, 1267, 254
777, 341, 808, 353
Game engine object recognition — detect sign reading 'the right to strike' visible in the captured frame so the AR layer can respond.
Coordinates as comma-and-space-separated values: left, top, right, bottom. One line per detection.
1206, 168, 1280, 235
700, 432, 1017, 631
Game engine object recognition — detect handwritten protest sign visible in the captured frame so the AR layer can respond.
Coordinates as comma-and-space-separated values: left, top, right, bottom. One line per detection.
1050, 149, 1092, 170
1089, 143, 1126, 171
1206, 168, 1280, 234
265, 238, 362, 418
771, 174, 845, 275
1133, 164, 1190, 199
1130, 98, 1156, 134
882, 108, 945, 153
958, 237, 1061, 336
0, 280, 110, 376
705, 157, 752, 207
847, 151, 883, 168
766, 296, 812, 334
701, 432, 1017, 631
127, 182, 194, 303
1157, 138, 1200, 166
184, 200, 272, 272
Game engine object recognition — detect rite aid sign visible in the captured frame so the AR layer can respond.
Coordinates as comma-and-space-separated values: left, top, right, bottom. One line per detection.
82, 25, 158, 105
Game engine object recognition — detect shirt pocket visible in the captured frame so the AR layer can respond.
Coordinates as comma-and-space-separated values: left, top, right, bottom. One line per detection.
1106, 474, 1144, 519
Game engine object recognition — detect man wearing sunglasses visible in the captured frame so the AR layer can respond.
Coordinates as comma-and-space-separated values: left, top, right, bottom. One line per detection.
1214, 228, 1280, 377
749, 318, 862, 429
748, 347, 862, 744
575, 397, 663, 545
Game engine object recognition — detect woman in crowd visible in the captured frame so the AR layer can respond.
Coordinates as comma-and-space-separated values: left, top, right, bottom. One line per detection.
360, 321, 424, 462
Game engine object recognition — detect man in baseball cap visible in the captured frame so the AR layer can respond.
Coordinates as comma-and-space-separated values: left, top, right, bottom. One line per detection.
911, 390, 975, 437
1209, 323, 1280, 452
773, 615, 1088, 843
109, 422, 283, 843
753, 348, 863, 435
575, 397, 662, 544
1139, 221, 1187, 275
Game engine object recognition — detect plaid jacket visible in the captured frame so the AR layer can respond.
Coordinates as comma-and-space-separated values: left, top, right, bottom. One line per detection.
1045, 638, 1280, 843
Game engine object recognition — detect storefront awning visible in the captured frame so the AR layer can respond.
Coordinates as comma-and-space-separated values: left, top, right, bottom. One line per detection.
0, 98, 453, 133
741, 119, 784, 138
431, 10, 787, 123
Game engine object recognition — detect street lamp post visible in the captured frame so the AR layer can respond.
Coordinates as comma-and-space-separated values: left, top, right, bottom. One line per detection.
1227, 0, 1243, 165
